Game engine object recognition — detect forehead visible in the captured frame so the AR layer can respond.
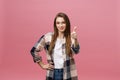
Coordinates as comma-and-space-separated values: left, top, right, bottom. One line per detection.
56, 17, 65, 22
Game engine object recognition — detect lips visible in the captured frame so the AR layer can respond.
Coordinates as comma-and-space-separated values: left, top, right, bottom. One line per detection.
60, 27, 64, 30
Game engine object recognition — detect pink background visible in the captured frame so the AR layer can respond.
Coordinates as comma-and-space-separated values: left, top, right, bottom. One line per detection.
0, 0, 120, 80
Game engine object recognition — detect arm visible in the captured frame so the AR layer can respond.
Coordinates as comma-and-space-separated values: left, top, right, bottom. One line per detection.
30, 34, 54, 70
71, 38, 80, 54
30, 35, 45, 63
71, 26, 80, 54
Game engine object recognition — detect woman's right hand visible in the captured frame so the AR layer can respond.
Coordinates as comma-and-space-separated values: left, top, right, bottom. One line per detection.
42, 63, 54, 70
38, 62, 54, 70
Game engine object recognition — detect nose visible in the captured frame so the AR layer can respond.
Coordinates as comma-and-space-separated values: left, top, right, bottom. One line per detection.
59, 23, 63, 27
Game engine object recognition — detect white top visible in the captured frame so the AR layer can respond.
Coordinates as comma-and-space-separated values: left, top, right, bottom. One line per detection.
53, 38, 64, 69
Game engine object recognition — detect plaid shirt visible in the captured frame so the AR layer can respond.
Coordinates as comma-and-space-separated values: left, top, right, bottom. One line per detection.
30, 32, 80, 80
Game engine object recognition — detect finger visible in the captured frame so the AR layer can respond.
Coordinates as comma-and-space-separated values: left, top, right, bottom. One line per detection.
49, 65, 54, 68
73, 26, 77, 33
48, 65, 54, 70
48, 64, 54, 68
49, 62, 54, 65
48, 67, 54, 70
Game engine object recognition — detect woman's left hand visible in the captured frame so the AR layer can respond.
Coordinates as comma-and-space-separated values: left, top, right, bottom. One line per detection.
71, 26, 77, 39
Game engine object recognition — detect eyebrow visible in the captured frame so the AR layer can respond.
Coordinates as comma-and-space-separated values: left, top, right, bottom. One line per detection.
56, 21, 66, 22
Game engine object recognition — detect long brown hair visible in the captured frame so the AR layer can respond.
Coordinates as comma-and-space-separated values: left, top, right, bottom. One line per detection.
49, 12, 72, 56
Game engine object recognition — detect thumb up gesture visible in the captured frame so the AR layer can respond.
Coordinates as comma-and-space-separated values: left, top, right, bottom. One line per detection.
71, 26, 77, 39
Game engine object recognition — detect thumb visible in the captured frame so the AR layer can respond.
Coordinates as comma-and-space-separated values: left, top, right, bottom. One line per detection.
72, 26, 77, 33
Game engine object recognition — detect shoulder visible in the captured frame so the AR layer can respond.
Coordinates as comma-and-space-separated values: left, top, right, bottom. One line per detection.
44, 32, 53, 37
44, 32, 53, 42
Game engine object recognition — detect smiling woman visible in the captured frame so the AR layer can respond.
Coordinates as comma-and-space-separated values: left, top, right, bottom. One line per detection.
56, 17, 66, 32
30, 12, 80, 80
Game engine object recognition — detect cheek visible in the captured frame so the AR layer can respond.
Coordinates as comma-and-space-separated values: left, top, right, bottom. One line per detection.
56, 24, 59, 29
63, 23, 66, 26
63, 24, 66, 29
56, 24, 59, 27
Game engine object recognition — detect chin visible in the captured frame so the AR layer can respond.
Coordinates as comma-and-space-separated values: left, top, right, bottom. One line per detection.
60, 30, 65, 33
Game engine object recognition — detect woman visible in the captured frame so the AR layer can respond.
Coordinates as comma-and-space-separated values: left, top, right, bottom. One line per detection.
30, 12, 80, 80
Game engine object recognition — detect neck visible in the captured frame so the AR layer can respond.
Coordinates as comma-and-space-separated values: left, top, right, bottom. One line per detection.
58, 32, 64, 39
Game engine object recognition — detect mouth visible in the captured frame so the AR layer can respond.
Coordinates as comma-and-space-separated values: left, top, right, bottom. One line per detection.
60, 27, 64, 30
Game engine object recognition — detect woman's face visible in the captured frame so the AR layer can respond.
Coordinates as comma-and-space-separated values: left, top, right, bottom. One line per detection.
56, 17, 66, 33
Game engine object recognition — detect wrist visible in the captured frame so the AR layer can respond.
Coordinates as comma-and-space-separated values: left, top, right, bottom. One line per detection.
38, 61, 44, 68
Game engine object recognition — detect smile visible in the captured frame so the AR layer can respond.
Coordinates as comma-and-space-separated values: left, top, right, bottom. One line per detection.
60, 27, 64, 30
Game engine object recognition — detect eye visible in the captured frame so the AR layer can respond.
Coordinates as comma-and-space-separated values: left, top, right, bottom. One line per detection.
56, 22, 60, 24
62, 21, 66, 24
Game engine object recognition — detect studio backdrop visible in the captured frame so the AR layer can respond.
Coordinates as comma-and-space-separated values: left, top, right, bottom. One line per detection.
0, 0, 120, 80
